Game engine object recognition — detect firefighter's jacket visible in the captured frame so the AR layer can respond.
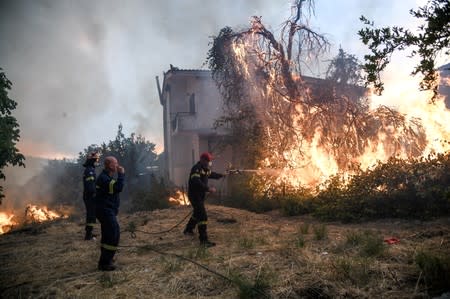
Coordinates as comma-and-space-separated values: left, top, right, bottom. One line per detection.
95, 170, 125, 214
83, 165, 96, 199
188, 162, 223, 201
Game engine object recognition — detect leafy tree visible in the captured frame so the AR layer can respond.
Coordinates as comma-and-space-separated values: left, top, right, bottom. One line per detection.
326, 47, 364, 86
359, 0, 450, 100
78, 124, 158, 180
78, 124, 162, 210
0, 68, 25, 203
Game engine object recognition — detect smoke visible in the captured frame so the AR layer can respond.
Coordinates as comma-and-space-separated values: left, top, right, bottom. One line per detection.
0, 0, 427, 159
0, 0, 285, 158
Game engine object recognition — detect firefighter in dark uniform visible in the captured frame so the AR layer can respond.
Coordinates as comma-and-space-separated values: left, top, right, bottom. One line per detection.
82, 152, 99, 240
95, 156, 125, 271
183, 152, 225, 247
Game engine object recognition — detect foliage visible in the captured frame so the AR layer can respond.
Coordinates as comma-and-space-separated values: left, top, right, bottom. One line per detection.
281, 194, 314, 216
220, 173, 280, 212
0, 68, 25, 203
78, 124, 158, 180
78, 124, 161, 206
313, 153, 450, 222
298, 222, 310, 235
128, 175, 170, 212
326, 47, 364, 86
313, 224, 328, 240
332, 257, 372, 287
230, 266, 274, 299
415, 250, 450, 296
14, 124, 164, 213
358, 231, 385, 257
223, 153, 450, 223
206, 2, 329, 172
207, 5, 428, 193
359, 0, 450, 100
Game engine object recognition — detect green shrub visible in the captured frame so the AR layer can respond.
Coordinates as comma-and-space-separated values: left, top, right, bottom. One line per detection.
295, 235, 305, 248
345, 230, 364, 246
280, 194, 314, 216
128, 175, 170, 212
359, 231, 385, 257
238, 237, 256, 249
313, 224, 328, 240
333, 257, 372, 286
298, 222, 310, 235
230, 266, 274, 299
415, 251, 450, 296
314, 154, 450, 222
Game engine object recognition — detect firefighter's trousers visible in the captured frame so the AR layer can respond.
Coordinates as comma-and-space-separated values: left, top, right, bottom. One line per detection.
96, 207, 120, 265
185, 196, 209, 242
83, 193, 96, 234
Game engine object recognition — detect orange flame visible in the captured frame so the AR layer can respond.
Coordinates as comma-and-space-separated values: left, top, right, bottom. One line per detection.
228, 37, 450, 192
0, 212, 17, 234
25, 204, 68, 223
168, 191, 189, 206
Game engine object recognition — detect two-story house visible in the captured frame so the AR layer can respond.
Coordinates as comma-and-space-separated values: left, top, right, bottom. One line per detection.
156, 66, 232, 188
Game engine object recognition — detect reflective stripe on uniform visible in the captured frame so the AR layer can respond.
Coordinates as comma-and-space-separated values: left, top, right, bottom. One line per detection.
86, 223, 95, 227
85, 176, 95, 181
198, 221, 207, 225
109, 179, 116, 194
101, 243, 118, 251
190, 173, 201, 179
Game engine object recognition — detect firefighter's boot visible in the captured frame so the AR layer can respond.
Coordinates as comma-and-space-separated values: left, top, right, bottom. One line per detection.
98, 248, 116, 271
183, 217, 197, 236
84, 226, 94, 240
198, 224, 215, 247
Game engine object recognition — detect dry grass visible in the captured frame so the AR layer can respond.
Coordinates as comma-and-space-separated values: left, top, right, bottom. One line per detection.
0, 205, 449, 298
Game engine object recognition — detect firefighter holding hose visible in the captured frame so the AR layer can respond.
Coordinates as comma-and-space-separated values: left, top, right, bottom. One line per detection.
183, 152, 225, 247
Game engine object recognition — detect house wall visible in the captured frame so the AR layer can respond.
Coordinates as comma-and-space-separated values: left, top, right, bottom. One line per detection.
161, 70, 232, 188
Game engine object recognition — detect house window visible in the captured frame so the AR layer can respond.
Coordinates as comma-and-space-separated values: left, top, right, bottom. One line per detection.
171, 118, 177, 132
189, 93, 196, 114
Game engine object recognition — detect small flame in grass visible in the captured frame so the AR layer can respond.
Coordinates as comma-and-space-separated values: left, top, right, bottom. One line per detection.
25, 204, 68, 223
169, 191, 189, 206
0, 212, 17, 234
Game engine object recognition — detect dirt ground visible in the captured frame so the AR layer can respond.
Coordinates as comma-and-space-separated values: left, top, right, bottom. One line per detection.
0, 204, 449, 298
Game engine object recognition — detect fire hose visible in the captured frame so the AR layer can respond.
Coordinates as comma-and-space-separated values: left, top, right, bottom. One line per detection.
121, 210, 192, 238
118, 240, 270, 298
117, 177, 272, 297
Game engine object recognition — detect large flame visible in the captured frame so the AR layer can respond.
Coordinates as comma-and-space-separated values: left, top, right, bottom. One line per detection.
168, 191, 190, 205
226, 33, 450, 192
25, 204, 68, 223
0, 212, 17, 234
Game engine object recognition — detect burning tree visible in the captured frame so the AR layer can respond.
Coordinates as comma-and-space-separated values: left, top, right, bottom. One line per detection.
207, 0, 428, 192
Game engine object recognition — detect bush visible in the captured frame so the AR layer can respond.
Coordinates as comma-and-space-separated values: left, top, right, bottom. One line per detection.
230, 266, 274, 299
280, 194, 314, 216
128, 175, 170, 212
333, 257, 372, 286
359, 231, 385, 257
314, 154, 450, 222
415, 250, 450, 296
313, 224, 328, 240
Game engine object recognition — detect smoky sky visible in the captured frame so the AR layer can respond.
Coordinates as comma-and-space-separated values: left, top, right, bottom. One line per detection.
0, 0, 423, 158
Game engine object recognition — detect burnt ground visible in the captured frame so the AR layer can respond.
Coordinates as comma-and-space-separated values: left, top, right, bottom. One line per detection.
0, 204, 449, 298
